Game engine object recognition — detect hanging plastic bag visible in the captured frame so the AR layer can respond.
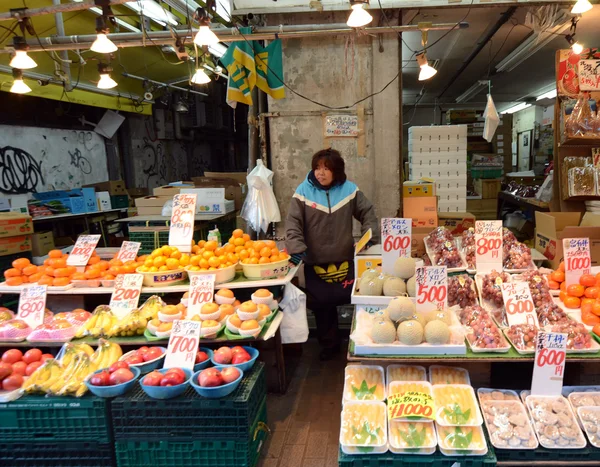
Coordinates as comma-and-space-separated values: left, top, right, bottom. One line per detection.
278, 283, 309, 344
483, 94, 500, 142
241, 160, 281, 233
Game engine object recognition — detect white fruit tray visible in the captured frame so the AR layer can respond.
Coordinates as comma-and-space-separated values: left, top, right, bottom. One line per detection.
351, 282, 417, 307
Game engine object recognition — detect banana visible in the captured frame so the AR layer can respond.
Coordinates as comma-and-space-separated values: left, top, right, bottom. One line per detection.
39, 362, 64, 394
22, 360, 52, 393
74, 343, 94, 356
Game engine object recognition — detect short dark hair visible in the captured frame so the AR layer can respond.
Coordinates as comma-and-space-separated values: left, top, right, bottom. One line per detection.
311, 149, 347, 184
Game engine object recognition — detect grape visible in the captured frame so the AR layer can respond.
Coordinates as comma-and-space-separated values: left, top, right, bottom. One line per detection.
482, 270, 510, 307
551, 322, 592, 350
506, 324, 539, 351
448, 275, 478, 308
503, 242, 533, 270
519, 271, 553, 308
536, 303, 570, 327
426, 227, 463, 268
459, 305, 505, 349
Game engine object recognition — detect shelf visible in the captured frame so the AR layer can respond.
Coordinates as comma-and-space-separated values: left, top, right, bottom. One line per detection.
32, 209, 128, 222
116, 212, 235, 223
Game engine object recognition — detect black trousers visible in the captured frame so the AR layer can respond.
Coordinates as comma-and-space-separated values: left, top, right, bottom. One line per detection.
304, 261, 355, 349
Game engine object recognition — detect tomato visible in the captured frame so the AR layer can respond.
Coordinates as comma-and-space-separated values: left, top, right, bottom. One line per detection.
551, 270, 565, 283
564, 296, 581, 309
0, 362, 12, 380
593, 323, 600, 337
2, 374, 23, 391
143, 347, 163, 362
547, 279, 560, 290
109, 361, 129, 373
1, 349, 23, 365
567, 284, 585, 298
108, 368, 135, 385
40, 354, 54, 363
25, 361, 43, 376
559, 261, 565, 272
22, 348, 42, 364
582, 312, 600, 326
164, 368, 186, 380
11, 361, 27, 376
90, 371, 110, 387
585, 287, 600, 299
580, 274, 597, 287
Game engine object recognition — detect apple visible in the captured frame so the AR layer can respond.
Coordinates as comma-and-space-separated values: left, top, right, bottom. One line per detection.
11, 361, 27, 376
0, 362, 13, 380
232, 352, 251, 364
160, 372, 184, 387
142, 371, 163, 386
2, 349, 23, 364
124, 355, 144, 365
230, 346, 246, 356
143, 347, 163, 362
90, 370, 111, 386
195, 351, 209, 363
109, 361, 130, 373
25, 361, 43, 376
221, 367, 240, 384
214, 347, 232, 364
2, 374, 23, 391
109, 368, 135, 385
199, 368, 223, 387
71, 310, 92, 322
164, 368, 186, 380
137, 346, 150, 357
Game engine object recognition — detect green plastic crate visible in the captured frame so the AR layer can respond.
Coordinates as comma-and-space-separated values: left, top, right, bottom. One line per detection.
114, 398, 268, 467
110, 195, 130, 209
111, 362, 266, 440
0, 395, 111, 443
338, 448, 497, 467
0, 251, 32, 275
0, 441, 114, 467
494, 444, 600, 463
470, 167, 503, 179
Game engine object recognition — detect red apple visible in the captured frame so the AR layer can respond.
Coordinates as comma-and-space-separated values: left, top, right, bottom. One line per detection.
232, 352, 250, 364
22, 348, 42, 364
2, 349, 23, 364
160, 372, 184, 386
199, 368, 223, 387
220, 367, 240, 384
90, 370, 111, 386
25, 361, 43, 376
0, 362, 13, 380
143, 347, 163, 362
164, 368, 186, 380
11, 361, 27, 376
109, 361, 130, 373
2, 374, 23, 391
142, 371, 163, 386
124, 355, 144, 365
109, 368, 135, 385
137, 346, 149, 357
195, 351, 209, 363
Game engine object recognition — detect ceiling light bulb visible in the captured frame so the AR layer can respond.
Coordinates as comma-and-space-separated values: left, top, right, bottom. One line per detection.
98, 73, 117, 89
416, 52, 437, 81
9, 50, 37, 70
194, 26, 220, 46
91, 33, 118, 53
572, 41, 584, 54
191, 68, 211, 84
571, 0, 593, 14
10, 78, 31, 94
347, 4, 373, 28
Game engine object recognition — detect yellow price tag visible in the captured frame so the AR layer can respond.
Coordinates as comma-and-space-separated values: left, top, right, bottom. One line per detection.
354, 228, 373, 255
387, 391, 435, 421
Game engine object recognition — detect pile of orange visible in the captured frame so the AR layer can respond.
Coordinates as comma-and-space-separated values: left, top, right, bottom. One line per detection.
550, 261, 600, 325
4, 257, 42, 286
35, 250, 77, 287
229, 229, 289, 266
138, 246, 189, 273
188, 238, 239, 272
71, 252, 147, 282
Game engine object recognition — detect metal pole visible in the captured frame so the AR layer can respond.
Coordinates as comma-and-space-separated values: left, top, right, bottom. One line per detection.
52, 0, 71, 91
0, 0, 133, 21
248, 87, 259, 171
121, 72, 208, 97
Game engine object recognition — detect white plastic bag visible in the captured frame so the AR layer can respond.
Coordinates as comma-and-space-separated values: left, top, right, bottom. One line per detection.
536, 171, 554, 203
483, 94, 500, 142
279, 283, 309, 344
240, 160, 281, 233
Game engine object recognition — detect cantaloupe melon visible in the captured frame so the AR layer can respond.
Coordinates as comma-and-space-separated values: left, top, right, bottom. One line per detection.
397, 320, 424, 345
413, 312, 428, 328
371, 319, 397, 344
388, 296, 416, 322
433, 309, 452, 326
424, 320, 450, 345
383, 277, 406, 296
407, 276, 416, 297
393, 257, 416, 280
359, 274, 385, 296
361, 269, 380, 282
373, 308, 390, 322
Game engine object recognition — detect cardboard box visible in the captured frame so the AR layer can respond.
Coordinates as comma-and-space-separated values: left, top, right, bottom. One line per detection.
438, 212, 476, 234
69, 188, 97, 213
192, 176, 244, 210
33, 191, 87, 214
0, 235, 31, 256
96, 192, 112, 211
354, 255, 382, 280
204, 172, 248, 186
127, 188, 149, 199
31, 231, 55, 257
404, 197, 438, 228
153, 185, 190, 197
0, 212, 33, 238
474, 179, 502, 199
446, 110, 478, 124
134, 196, 171, 208
136, 206, 165, 216
412, 227, 435, 257
403, 181, 436, 198
84, 180, 127, 196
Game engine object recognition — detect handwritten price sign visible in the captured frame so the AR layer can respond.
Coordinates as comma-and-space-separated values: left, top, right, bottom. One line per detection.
388, 391, 435, 421
164, 320, 201, 371
169, 193, 197, 253
381, 218, 411, 275
475, 220, 502, 273
579, 59, 600, 91
17, 285, 47, 329
415, 266, 447, 314
116, 241, 141, 262
531, 331, 568, 396
109, 274, 144, 319
66, 234, 101, 267
187, 274, 216, 317
501, 282, 540, 328
563, 238, 591, 287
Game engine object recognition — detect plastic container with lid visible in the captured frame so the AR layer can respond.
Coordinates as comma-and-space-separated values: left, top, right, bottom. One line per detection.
388, 381, 433, 423
577, 406, 600, 448
429, 365, 471, 386
477, 388, 520, 404
436, 424, 487, 452
386, 365, 426, 393
432, 384, 483, 427
388, 420, 437, 455
340, 400, 388, 455
525, 395, 586, 449
343, 365, 385, 402
480, 400, 538, 450
568, 391, 600, 410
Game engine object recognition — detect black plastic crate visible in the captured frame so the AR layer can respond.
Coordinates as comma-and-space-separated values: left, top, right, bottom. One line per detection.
338, 448, 497, 467
0, 441, 114, 467
111, 362, 266, 440
494, 444, 600, 463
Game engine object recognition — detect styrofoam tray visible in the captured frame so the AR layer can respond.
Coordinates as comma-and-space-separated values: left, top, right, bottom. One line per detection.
480, 400, 538, 450
433, 384, 484, 427
477, 388, 520, 405
502, 328, 536, 355
386, 365, 427, 392
577, 407, 600, 448
388, 420, 437, 453
351, 282, 417, 306
340, 400, 388, 454
436, 423, 488, 452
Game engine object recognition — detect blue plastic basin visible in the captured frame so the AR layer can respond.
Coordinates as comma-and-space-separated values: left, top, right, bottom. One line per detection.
85, 366, 141, 398
190, 366, 244, 398
120, 346, 167, 374
209, 346, 258, 372
193, 347, 214, 372
138, 368, 193, 399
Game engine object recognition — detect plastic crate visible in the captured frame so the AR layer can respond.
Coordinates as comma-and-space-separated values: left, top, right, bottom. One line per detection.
0, 441, 114, 467
338, 448, 497, 467
494, 444, 600, 463
115, 397, 267, 467
111, 362, 266, 440
470, 167, 503, 179
0, 395, 111, 443
110, 195, 130, 209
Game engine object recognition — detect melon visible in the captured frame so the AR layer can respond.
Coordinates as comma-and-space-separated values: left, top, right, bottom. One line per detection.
387, 296, 416, 322
359, 274, 385, 296
373, 308, 390, 322
393, 257, 417, 280
433, 309, 452, 326
424, 320, 451, 345
361, 268, 380, 282
397, 320, 424, 345
413, 312, 428, 328
406, 276, 416, 297
383, 277, 406, 296
371, 319, 396, 344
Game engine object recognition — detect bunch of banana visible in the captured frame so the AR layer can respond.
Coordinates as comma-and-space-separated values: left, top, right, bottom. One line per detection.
61, 343, 94, 367
74, 305, 117, 338
22, 359, 61, 394
107, 309, 148, 337
89, 339, 123, 372
55, 353, 92, 396
138, 295, 166, 320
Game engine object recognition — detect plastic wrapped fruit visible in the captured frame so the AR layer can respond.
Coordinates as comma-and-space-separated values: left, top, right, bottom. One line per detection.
387, 365, 426, 386
107, 309, 148, 337
0, 319, 32, 342
429, 366, 470, 385
448, 275, 478, 308
343, 365, 385, 402
389, 421, 436, 454
550, 321, 592, 350
437, 425, 487, 451
340, 401, 387, 454
433, 385, 482, 426
425, 227, 454, 250
503, 228, 517, 247
27, 319, 76, 343
481, 270, 510, 307
506, 324, 538, 352
503, 242, 532, 270
459, 306, 507, 350
519, 271, 553, 308
433, 241, 463, 268
0, 307, 15, 323
536, 303, 570, 327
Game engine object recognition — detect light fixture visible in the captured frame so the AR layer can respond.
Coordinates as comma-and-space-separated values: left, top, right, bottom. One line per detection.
347, 0, 372, 28
571, 0, 593, 14
91, 17, 118, 53
536, 88, 557, 101
501, 103, 531, 115
174, 99, 189, 113
193, 2, 220, 46
89, 7, 140, 33
191, 68, 211, 84
208, 43, 227, 58
10, 69, 31, 94
416, 52, 437, 81
97, 63, 117, 89
456, 80, 490, 104
9, 37, 37, 69
124, 0, 179, 26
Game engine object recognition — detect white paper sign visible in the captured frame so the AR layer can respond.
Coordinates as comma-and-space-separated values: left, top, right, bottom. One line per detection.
381, 218, 411, 275
531, 331, 568, 396
66, 234, 101, 266
563, 238, 591, 288
325, 115, 359, 137
17, 285, 47, 329
116, 241, 141, 262
578, 59, 600, 91
501, 282, 540, 328
475, 220, 502, 273
187, 274, 216, 318
109, 274, 144, 319
163, 319, 201, 371
169, 193, 197, 253
415, 266, 448, 314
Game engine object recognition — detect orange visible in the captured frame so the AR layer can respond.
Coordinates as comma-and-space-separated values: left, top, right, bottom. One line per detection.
550, 270, 565, 283
97, 260, 110, 270
66, 266, 77, 276
192, 245, 200, 254
564, 296, 581, 309
253, 241, 265, 252
585, 287, 600, 299
153, 256, 167, 268
53, 277, 70, 287
205, 241, 218, 251
239, 250, 249, 260
235, 246, 244, 254
72, 272, 86, 281
208, 256, 220, 268
6, 277, 23, 286
244, 241, 254, 249
232, 229, 244, 238
558, 261, 565, 272
54, 258, 67, 269
270, 255, 280, 262
250, 250, 261, 259
190, 256, 201, 266
259, 256, 270, 264
22, 265, 38, 276
197, 240, 206, 248
214, 247, 225, 257
581, 297, 595, 307
103, 274, 116, 280
227, 253, 238, 264
547, 279, 559, 290
48, 249, 63, 259
224, 244, 236, 254
4, 268, 21, 278
202, 251, 214, 260
278, 253, 289, 262
199, 258, 210, 269
84, 269, 101, 279
567, 284, 585, 298
28, 273, 42, 283
242, 234, 250, 242
170, 250, 182, 260
248, 257, 259, 265
12, 258, 30, 270
124, 264, 137, 273
233, 238, 245, 247
264, 240, 276, 249
38, 275, 53, 286
580, 274, 597, 288
54, 268, 71, 278
45, 267, 56, 277
166, 258, 180, 270
559, 291, 568, 303
259, 247, 272, 258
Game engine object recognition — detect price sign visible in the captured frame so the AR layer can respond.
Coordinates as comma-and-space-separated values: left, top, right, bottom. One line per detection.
475, 220, 502, 273
531, 331, 568, 396
169, 193, 197, 253
388, 391, 435, 421
164, 319, 201, 371
381, 218, 412, 275
187, 274, 216, 317
66, 234, 101, 267
109, 274, 144, 319
563, 238, 591, 287
415, 266, 448, 314
501, 282, 540, 328
116, 241, 142, 262
17, 285, 47, 329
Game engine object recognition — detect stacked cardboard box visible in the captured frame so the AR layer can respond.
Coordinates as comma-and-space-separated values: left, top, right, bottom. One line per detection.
0, 212, 34, 256
408, 125, 468, 212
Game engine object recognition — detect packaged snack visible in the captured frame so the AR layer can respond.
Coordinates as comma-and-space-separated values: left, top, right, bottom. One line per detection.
433, 385, 483, 426
480, 400, 538, 450
577, 407, 600, 448
389, 421, 436, 454
569, 166, 597, 197
340, 401, 387, 454
430, 366, 470, 385
343, 365, 385, 402
436, 425, 487, 451
526, 395, 586, 449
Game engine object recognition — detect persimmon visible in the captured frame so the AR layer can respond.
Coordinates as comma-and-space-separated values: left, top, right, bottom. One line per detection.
564, 296, 581, 309
547, 279, 560, 290
580, 274, 597, 287
567, 284, 585, 298
585, 287, 600, 299
550, 270, 565, 283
